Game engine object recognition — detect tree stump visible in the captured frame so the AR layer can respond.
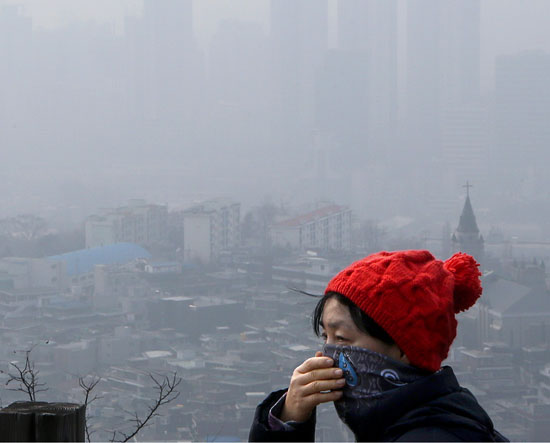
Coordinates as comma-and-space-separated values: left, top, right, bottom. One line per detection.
0, 402, 85, 442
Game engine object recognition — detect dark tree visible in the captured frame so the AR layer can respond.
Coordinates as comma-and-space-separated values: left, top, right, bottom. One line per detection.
2, 346, 48, 402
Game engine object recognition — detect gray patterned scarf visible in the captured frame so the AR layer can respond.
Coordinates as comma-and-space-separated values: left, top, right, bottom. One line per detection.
322, 344, 430, 433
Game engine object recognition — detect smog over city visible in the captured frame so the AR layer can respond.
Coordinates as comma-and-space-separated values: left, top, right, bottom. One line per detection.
1, 0, 550, 441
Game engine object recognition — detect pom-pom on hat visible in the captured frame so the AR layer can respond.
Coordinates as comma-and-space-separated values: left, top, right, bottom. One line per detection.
325, 250, 482, 372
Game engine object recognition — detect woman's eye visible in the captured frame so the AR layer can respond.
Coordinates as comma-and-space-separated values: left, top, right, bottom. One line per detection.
321, 333, 327, 341
336, 336, 348, 342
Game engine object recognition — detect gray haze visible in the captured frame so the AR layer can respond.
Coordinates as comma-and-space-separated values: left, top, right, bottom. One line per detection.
2, 0, 550, 227
1, 1, 550, 441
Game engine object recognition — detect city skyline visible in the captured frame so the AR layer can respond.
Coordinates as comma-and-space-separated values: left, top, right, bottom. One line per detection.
2, 0, 550, 234
2, 0, 550, 92
1, 3, 550, 439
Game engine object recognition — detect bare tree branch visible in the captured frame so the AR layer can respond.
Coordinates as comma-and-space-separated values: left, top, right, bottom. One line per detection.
79, 376, 102, 443
2, 346, 47, 402
1, 346, 181, 442
111, 372, 181, 442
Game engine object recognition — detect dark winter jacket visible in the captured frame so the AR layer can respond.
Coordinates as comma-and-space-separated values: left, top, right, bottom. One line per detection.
249, 366, 507, 442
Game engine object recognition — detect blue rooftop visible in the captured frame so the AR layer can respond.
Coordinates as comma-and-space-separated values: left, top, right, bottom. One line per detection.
48, 243, 151, 276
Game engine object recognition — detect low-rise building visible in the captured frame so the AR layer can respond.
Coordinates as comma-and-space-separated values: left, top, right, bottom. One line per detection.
0, 257, 65, 289
481, 274, 550, 348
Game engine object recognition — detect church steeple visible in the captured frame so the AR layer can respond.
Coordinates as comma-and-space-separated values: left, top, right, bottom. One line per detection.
457, 193, 480, 234
452, 182, 484, 264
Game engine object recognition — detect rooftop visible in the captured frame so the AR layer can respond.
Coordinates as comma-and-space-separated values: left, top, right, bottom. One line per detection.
184, 199, 239, 214
143, 350, 173, 359
482, 277, 531, 314
48, 242, 151, 276
274, 205, 348, 228
505, 288, 550, 316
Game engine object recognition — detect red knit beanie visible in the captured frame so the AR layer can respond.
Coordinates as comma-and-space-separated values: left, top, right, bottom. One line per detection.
325, 250, 482, 372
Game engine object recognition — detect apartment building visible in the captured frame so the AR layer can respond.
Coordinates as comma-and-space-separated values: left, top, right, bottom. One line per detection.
270, 204, 352, 251
85, 201, 167, 248
183, 200, 240, 264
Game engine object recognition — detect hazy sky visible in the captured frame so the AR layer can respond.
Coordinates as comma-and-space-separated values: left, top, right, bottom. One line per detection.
1, 0, 269, 43
3, 0, 550, 92
2, 0, 550, 224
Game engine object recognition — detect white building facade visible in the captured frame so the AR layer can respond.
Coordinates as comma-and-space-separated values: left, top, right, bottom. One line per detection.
270, 205, 352, 251
85, 201, 167, 248
183, 200, 240, 264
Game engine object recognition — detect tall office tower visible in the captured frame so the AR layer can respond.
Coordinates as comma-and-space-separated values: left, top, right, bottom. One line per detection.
0, 6, 35, 172
438, 104, 489, 216
269, 0, 328, 155
406, 0, 481, 216
209, 21, 268, 106
0, 6, 32, 131
137, 0, 197, 125
316, 50, 369, 165
406, 0, 442, 159
207, 20, 271, 165
337, 0, 398, 160
495, 52, 550, 198
316, 0, 398, 216
441, 0, 480, 105
406, 0, 480, 158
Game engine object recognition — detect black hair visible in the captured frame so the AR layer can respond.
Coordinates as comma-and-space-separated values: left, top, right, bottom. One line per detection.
312, 292, 395, 345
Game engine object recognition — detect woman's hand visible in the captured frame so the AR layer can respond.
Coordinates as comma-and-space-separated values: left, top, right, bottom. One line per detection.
281, 351, 345, 422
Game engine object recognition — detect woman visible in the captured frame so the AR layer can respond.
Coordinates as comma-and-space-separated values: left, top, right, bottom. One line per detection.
249, 250, 507, 441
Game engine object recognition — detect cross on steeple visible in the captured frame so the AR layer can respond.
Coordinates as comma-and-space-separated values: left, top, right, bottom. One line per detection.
463, 181, 473, 197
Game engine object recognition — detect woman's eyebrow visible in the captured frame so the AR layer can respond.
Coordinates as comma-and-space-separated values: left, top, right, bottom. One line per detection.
322, 320, 348, 329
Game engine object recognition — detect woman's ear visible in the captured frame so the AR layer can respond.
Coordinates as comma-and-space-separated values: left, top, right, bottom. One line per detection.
399, 349, 410, 364
388, 344, 409, 364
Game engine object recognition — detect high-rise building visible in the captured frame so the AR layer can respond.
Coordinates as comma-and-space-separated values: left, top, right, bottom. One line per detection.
183, 200, 241, 264
337, 0, 398, 158
406, 0, 481, 157
315, 50, 369, 164
128, 0, 197, 124
206, 20, 271, 163
406, 0, 481, 216
85, 201, 168, 248
437, 103, 490, 214
0, 6, 32, 134
270, 0, 328, 152
494, 51, 550, 198
313, 1, 398, 216
406, 0, 442, 156
209, 20, 267, 106
270, 205, 352, 252
441, 0, 481, 105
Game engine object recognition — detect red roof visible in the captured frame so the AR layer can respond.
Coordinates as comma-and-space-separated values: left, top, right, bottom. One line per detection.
274, 205, 348, 228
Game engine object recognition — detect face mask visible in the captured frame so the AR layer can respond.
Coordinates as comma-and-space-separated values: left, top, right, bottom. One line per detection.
322, 344, 428, 435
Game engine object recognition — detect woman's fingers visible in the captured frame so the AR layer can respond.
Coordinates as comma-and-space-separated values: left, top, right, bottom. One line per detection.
295, 355, 334, 375
300, 377, 346, 396
282, 355, 344, 422
293, 366, 343, 387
